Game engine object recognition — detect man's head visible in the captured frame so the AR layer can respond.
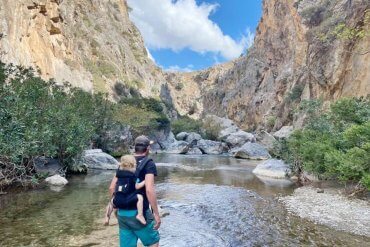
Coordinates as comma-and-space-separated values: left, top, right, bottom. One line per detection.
134, 135, 153, 155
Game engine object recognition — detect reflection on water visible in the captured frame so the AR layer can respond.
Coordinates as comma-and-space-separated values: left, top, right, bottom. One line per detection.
0, 154, 369, 246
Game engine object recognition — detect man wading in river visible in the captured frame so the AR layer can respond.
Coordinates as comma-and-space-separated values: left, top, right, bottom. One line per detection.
109, 136, 161, 247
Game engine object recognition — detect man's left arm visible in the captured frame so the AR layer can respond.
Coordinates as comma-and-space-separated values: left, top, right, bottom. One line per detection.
145, 173, 161, 230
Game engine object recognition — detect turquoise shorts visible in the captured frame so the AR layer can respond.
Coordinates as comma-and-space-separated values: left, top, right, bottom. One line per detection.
118, 209, 160, 247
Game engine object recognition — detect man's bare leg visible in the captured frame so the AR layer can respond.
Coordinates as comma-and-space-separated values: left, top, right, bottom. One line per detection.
136, 194, 147, 225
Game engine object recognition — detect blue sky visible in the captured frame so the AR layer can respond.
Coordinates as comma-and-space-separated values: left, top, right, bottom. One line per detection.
127, 0, 263, 71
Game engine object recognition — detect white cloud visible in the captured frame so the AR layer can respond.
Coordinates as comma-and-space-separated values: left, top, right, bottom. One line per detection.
166, 64, 194, 72
127, 0, 254, 60
146, 47, 155, 62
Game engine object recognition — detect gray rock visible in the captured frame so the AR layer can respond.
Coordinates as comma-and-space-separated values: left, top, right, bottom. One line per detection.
273, 126, 294, 139
185, 132, 202, 144
80, 149, 119, 170
257, 130, 277, 152
197, 139, 228, 154
176, 132, 189, 141
34, 157, 63, 176
252, 159, 291, 178
149, 129, 177, 151
219, 125, 239, 140
187, 147, 203, 155
166, 141, 189, 154
45, 175, 68, 186
100, 123, 132, 156
225, 130, 256, 147
204, 115, 239, 140
233, 143, 271, 160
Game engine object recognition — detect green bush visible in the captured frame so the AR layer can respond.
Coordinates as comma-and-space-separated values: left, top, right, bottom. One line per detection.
0, 62, 114, 188
171, 116, 202, 135
120, 97, 164, 113
286, 84, 305, 103
201, 117, 222, 141
281, 97, 370, 190
115, 102, 169, 137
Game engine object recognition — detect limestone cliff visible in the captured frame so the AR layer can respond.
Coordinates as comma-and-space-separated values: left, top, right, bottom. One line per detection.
0, 0, 165, 98
0, 0, 369, 130
170, 0, 370, 130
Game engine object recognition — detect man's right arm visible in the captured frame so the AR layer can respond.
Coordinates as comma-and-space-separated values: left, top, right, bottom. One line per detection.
145, 173, 161, 230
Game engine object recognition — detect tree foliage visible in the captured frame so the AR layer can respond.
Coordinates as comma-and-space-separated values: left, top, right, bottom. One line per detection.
279, 98, 370, 190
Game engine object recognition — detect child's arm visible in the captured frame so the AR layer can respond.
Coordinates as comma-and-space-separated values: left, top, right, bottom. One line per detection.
135, 180, 145, 190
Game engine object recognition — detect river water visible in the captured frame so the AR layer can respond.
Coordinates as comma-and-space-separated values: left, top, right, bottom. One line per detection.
0, 154, 369, 246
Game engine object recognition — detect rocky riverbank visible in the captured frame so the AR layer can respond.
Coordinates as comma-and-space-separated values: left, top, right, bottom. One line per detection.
280, 187, 370, 237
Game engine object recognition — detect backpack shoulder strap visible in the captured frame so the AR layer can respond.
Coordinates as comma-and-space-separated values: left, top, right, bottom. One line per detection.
135, 157, 152, 177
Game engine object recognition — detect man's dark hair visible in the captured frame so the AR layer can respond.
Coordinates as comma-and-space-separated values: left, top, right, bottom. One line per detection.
135, 145, 148, 154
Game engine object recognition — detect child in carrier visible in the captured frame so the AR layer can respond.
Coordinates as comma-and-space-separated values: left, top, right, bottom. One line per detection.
104, 155, 146, 226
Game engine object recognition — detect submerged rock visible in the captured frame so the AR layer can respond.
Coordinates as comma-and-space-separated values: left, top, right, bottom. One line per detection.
45, 175, 68, 186
252, 159, 291, 179
81, 149, 119, 170
233, 143, 271, 160
187, 147, 203, 155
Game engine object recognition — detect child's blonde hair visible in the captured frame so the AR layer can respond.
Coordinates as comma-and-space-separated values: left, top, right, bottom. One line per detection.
119, 155, 136, 171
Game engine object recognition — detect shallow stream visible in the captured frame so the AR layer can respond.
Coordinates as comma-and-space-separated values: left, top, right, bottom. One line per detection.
0, 154, 369, 246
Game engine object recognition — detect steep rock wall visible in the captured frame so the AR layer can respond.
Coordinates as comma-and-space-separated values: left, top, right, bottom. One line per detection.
0, 0, 165, 98
171, 0, 370, 130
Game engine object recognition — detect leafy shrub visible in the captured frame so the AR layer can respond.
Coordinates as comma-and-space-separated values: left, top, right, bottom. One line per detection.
266, 116, 277, 130
281, 97, 370, 190
286, 84, 305, 103
171, 116, 202, 135
175, 83, 184, 91
114, 103, 169, 137
0, 62, 114, 185
120, 97, 164, 113
201, 117, 222, 141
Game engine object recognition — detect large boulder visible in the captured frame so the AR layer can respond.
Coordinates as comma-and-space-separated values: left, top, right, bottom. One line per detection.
80, 149, 119, 170
197, 139, 228, 154
252, 159, 291, 179
100, 124, 132, 156
176, 132, 189, 141
273, 126, 294, 139
149, 127, 177, 151
233, 143, 271, 160
204, 115, 238, 140
45, 175, 68, 186
34, 157, 63, 176
225, 130, 256, 148
257, 131, 277, 152
185, 132, 202, 144
165, 141, 189, 154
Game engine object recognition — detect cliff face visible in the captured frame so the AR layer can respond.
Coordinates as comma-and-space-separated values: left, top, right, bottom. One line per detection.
171, 0, 370, 130
0, 0, 165, 98
1, 0, 369, 130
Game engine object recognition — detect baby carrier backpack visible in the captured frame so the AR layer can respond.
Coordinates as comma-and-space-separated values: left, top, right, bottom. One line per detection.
113, 157, 152, 209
